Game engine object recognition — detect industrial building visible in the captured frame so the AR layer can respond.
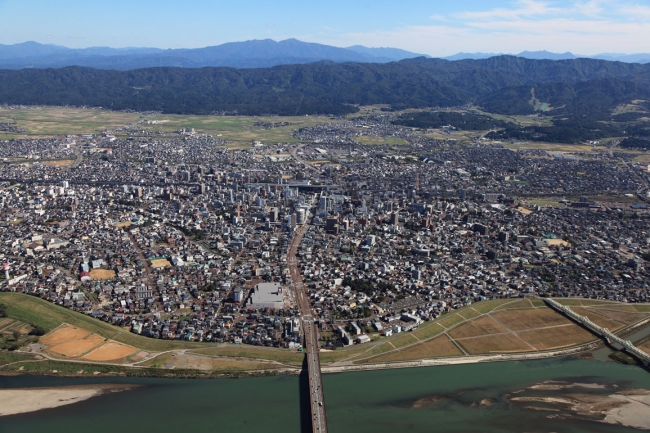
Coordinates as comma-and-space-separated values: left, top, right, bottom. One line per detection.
247, 282, 284, 310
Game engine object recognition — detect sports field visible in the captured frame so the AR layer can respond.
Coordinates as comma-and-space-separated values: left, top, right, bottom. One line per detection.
150, 259, 172, 268
89, 269, 116, 280
41, 324, 140, 362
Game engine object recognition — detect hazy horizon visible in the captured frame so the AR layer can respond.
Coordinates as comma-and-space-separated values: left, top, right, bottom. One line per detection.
0, 0, 649, 56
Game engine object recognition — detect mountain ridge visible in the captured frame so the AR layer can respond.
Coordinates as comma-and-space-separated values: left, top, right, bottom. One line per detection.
1, 55, 649, 120
0, 39, 426, 70
2, 40, 649, 70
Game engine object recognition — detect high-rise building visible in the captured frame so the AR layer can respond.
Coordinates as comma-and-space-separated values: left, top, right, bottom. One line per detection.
326, 217, 338, 234
269, 208, 279, 222
297, 209, 306, 225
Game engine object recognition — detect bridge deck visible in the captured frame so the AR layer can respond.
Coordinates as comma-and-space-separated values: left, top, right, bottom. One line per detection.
289, 224, 328, 433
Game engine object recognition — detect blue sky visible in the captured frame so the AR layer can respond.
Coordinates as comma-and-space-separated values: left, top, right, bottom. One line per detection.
0, 0, 649, 55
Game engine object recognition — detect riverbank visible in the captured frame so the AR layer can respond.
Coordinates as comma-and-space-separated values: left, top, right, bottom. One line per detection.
322, 341, 602, 373
0, 384, 138, 417
2, 358, 650, 433
1, 340, 605, 379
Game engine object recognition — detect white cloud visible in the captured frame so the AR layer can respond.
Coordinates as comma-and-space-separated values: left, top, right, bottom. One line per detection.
572, 0, 606, 18
330, 1, 650, 56
456, 0, 561, 20
619, 4, 650, 18
334, 21, 650, 56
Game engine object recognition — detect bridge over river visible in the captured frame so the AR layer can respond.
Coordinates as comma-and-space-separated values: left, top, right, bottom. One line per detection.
545, 298, 650, 365
288, 223, 328, 433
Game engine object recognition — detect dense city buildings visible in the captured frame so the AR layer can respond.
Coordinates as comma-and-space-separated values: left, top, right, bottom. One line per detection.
2, 112, 650, 349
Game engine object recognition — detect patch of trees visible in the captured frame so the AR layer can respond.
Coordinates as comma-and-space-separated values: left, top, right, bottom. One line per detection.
28, 325, 47, 336
0, 303, 6, 317
620, 137, 650, 149
486, 118, 625, 144
392, 111, 514, 130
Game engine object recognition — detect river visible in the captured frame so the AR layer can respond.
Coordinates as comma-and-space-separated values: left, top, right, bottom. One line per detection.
1, 357, 649, 433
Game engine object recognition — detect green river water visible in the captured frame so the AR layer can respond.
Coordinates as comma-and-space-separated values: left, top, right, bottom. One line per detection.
1, 357, 649, 433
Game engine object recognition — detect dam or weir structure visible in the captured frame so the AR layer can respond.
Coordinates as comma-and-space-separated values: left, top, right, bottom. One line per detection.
544, 298, 650, 365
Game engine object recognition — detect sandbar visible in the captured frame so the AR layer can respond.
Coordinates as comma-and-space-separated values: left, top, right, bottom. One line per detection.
0, 384, 137, 417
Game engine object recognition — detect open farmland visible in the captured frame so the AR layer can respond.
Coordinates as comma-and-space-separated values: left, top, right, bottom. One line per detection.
0, 107, 339, 147
141, 113, 336, 144
0, 107, 143, 136
347, 298, 650, 364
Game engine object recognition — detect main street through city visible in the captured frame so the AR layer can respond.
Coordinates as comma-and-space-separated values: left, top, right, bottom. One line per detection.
288, 222, 328, 433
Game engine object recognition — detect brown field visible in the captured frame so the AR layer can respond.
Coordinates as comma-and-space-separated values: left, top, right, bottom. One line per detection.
42, 159, 75, 167
151, 259, 171, 268
639, 340, 650, 356
491, 308, 571, 330
367, 335, 462, 363
81, 342, 139, 361
590, 305, 641, 312
129, 351, 149, 362
457, 333, 534, 354
494, 299, 534, 310
517, 325, 596, 350
571, 308, 625, 331
89, 269, 116, 280
449, 316, 507, 339
48, 334, 106, 357
115, 221, 132, 228
586, 307, 650, 325
40, 326, 92, 346
545, 239, 569, 246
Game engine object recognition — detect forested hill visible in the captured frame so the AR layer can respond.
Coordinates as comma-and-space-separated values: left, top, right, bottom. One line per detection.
1, 56, 649, 117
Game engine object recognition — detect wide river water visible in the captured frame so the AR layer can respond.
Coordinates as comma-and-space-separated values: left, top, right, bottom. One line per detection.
1, 357, 649, 433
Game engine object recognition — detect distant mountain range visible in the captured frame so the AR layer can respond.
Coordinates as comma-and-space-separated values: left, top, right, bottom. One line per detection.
444, 50, 650, 64
1, 40, 648, 71
0, 39, 430, 70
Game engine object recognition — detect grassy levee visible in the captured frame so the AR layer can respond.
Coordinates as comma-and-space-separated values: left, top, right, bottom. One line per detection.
0, 293, 203, 352
141, 352, 282, 371
190, 346, 305, 365
0, 351, 37, 367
